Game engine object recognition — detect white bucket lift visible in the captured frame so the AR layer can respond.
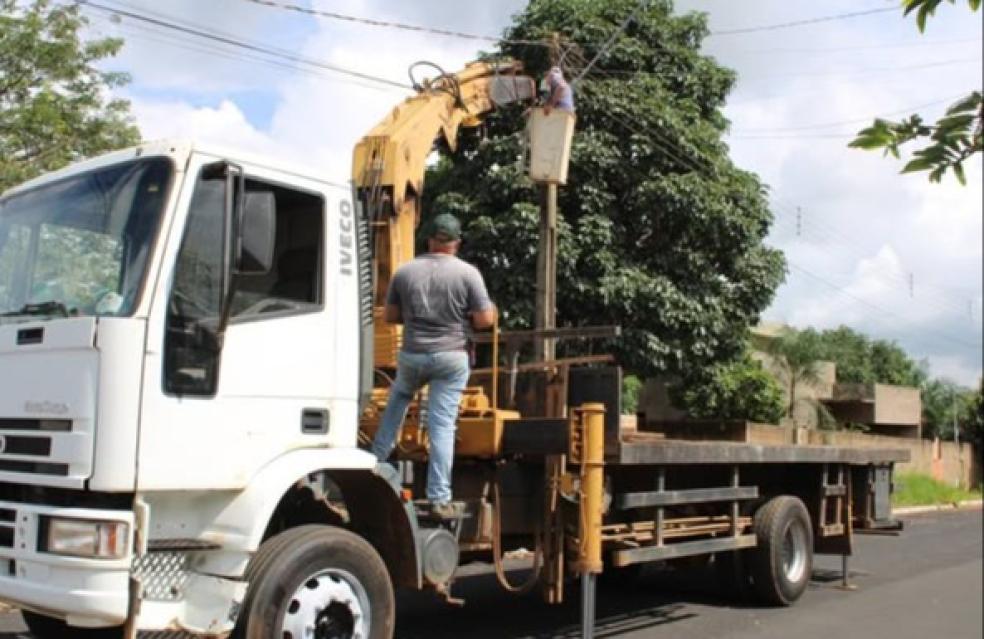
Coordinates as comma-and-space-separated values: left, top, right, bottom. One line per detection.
528, 107, 575, 185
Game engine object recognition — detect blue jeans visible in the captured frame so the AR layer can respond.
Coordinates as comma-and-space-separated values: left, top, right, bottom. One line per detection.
371, 350, 470, 503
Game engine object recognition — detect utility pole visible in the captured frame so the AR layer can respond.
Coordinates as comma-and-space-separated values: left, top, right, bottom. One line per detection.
953, 389, 963, 488
534, 33, 561, 364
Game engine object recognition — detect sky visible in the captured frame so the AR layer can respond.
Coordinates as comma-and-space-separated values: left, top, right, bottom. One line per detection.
76, 0, 983, 386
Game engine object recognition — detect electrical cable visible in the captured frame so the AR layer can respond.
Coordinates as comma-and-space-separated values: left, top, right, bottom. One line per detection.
572, 0, 649, 86
785, 262, 982, 350
75, 0, 413, 90
768, 198, 980, 320
709, 7, 898, 37
81, 10, 407, 95
238, 0, 547, 47
723, 36, 983, 56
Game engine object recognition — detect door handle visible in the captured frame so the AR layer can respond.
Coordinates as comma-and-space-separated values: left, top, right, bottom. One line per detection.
301, 409, 330, 434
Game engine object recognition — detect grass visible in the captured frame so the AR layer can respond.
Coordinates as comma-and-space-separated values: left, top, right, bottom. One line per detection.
892, 473, 982, 507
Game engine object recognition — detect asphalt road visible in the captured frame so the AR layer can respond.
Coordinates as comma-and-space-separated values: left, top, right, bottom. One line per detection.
2, 508, 980, 638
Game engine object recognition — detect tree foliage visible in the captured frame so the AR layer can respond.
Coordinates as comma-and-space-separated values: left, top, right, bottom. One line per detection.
0, 0, 139, 192
807, 325, 927, 387
763, 329, 827, 420
963, 379, 983, 448
425, 0, 785, 380
921, 377, 974, 440
671, 353, 785, 424
849, 1, 982, 184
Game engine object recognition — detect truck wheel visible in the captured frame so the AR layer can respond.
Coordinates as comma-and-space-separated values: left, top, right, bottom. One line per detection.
749, 496, 813, 606
21, 611, 121, 638
240, 525, 395, 639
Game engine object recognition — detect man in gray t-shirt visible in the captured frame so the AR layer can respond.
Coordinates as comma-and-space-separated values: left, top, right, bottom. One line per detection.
371, 213, 495, 514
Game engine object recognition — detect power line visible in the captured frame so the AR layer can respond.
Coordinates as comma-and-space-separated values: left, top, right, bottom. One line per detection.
572, 0, 648, 85
740, 57, 980, 80
769, 198, 980, 321
81, 9, 406, 95
731, 94, 965, 134
709, 7, 898, 37
722, 36, 983, 56
785, 262, 982, 351
76, 0, 413, 90
237, 0, 546, 47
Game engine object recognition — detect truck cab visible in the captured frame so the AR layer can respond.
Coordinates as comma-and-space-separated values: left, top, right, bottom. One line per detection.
0, 140, 411, 636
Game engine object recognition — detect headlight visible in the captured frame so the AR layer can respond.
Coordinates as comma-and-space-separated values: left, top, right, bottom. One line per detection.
41, 517, 129, 559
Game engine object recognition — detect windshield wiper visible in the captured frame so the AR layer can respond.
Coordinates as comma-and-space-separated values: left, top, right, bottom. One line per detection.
0, 301, 75, 318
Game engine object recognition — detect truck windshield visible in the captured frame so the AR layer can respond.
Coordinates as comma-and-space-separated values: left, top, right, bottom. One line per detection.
0, 158, 172, 321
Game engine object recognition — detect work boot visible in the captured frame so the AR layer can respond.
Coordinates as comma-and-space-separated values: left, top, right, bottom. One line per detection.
430, 501, 462, 521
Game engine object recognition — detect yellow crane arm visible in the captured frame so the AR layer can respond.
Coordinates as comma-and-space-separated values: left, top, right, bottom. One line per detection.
352, 60, 535, 368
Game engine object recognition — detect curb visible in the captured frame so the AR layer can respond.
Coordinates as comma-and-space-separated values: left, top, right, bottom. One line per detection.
893, 499, 983, 516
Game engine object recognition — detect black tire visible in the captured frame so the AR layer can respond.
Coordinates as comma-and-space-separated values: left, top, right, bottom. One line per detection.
240, 525, 395, 639
21, 611, 122, 638
748, 496, 814, 606
231, 526, 310, 638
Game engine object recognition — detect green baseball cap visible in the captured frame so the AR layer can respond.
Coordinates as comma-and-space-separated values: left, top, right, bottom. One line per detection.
429, 212, 462, 241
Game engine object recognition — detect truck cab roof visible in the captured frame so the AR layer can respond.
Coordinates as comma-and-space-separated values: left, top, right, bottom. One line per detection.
2, 139, 350, 198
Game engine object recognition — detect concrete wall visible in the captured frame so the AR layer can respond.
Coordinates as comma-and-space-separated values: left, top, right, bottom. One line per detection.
803, 430, 980, 489
645, 418, 980, 489
873, 384, 922, 427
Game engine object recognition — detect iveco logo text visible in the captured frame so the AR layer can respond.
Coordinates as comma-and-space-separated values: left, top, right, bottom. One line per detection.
339, 200, 354, 277
24, 400, 69, 415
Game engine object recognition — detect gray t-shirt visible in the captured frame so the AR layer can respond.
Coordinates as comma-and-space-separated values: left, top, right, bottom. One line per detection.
386, 253, 492, 353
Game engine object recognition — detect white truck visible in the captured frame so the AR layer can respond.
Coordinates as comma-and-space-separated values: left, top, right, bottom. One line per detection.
0, 62, 906, 639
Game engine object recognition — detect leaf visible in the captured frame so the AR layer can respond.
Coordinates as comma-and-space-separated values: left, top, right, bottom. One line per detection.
945, 91, 983, 115
970, 0, 982, 11
936, 114, 976, 131
848, 135, 889, 150
902, 0, 925, 16
953, 161, 967, 185
902, 157, 935, 173
917, 3, 932, 30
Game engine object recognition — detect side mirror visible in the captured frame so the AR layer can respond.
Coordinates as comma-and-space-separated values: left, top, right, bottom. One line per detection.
237, 191, 276, 274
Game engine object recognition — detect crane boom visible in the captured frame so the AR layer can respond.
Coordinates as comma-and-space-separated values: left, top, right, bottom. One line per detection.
353, 59, 535, 368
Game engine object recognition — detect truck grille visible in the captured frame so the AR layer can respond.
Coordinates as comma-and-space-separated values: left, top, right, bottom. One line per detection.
0, 419, 76, 479
0, 418, 71, 432
0, 460, 69, 476
0, 507, 15, 548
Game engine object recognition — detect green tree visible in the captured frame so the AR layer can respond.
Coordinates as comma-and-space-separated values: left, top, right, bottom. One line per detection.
850, 0, 982, 184
869, 339, 927, 387
0, 0, 139, 192
764, 329, 827, 421
962, 379, 983, 448
921, 378, 972, 440
803, 325, 927, 387
426, 0, 785, 381
671, 354, 785, 424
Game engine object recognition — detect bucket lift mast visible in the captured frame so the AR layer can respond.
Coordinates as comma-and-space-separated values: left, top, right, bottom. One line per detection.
352, 60, 536, 369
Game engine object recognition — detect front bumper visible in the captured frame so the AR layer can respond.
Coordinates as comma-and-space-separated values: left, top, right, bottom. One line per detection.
0, 499, 133, 627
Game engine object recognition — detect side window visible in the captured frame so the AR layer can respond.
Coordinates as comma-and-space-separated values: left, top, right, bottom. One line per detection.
230, 181, 324, 319
164, 173, 226, 396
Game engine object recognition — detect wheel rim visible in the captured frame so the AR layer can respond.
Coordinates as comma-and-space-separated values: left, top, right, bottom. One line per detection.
281, 568, 371, 639
781, 520, 809, 584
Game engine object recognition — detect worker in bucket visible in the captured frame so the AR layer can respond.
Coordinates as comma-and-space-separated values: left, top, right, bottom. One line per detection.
542, 65, 575, 115
371, 212, 496, 519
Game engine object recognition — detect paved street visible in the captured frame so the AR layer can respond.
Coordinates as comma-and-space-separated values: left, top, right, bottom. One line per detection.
1, 508, 980, 638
